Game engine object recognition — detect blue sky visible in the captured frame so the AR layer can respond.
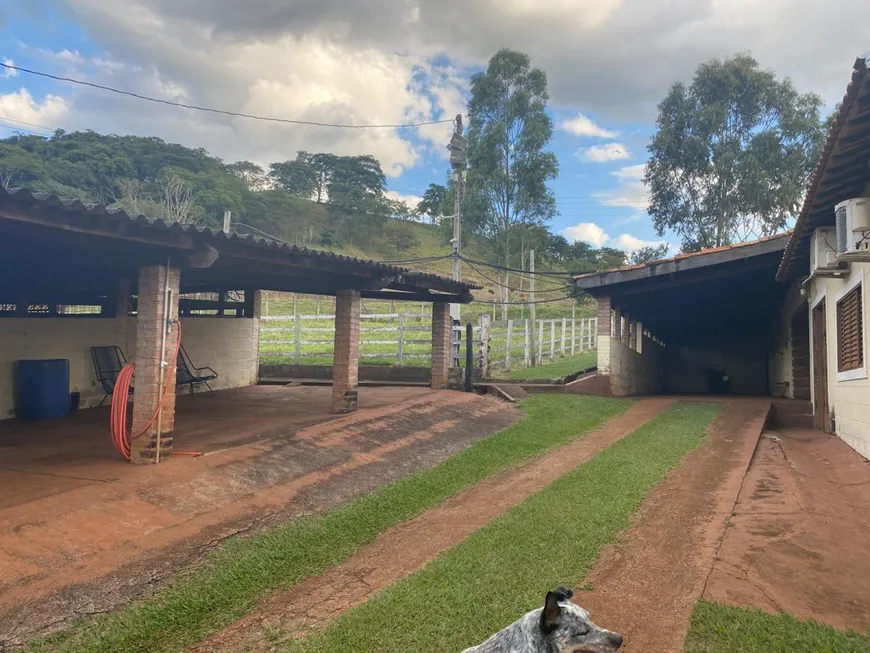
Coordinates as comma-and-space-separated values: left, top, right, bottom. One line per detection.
1, 0, 866, 254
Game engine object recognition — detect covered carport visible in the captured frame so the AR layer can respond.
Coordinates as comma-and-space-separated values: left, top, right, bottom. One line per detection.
0, 186, 476, 464
573, 234, 790, 396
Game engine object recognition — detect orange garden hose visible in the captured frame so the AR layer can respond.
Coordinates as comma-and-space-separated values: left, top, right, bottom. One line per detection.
110, 323, 183, 460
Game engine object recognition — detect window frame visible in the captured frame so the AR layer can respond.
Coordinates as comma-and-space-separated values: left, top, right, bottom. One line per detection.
835, 271, 866, 382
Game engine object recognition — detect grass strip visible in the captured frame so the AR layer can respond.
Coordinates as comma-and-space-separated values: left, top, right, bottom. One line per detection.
494, 351, 598, 381
27, 394, 631, 653
288, 401, 722, 653
683, 601, 870, 652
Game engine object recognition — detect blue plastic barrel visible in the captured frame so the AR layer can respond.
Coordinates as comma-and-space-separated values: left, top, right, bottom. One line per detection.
17, 359, 71, 420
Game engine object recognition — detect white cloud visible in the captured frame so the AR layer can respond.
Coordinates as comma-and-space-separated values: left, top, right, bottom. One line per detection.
611, 164, 646, 180
386, 190, 423, 211
0, 89, 69, 128
612, 233, 668, 253
579, 143, 632, 163
1, 58, 17, 77
560, 113, 618, 139
565, 222, 609, 247
594, 180, 649, 212
564, 221, 668, 255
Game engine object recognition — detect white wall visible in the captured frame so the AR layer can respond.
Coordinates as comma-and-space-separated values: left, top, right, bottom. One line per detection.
808, 261, 870, 459
608, 335, 664, 396
179, 317, 260, 391
0, 313, 260, 420
768, 280, 804, 398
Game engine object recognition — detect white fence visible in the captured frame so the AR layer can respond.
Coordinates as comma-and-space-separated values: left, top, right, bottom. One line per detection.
480, 317, 598, 375
260, 313, 597, 374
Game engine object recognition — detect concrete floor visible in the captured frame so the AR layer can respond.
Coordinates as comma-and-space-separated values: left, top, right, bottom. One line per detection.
0, 385, 519, 648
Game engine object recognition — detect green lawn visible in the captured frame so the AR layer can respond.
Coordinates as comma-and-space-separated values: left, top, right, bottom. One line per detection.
684, 601, 870, 652
494, 351, 598, 381
28, 395, 631, 653
288, 402, 722, 653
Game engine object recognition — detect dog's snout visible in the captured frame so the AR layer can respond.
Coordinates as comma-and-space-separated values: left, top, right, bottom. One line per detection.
607, 633, 624, 650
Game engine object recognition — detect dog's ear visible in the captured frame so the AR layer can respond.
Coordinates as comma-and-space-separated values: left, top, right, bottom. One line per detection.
540, 589, 567, 633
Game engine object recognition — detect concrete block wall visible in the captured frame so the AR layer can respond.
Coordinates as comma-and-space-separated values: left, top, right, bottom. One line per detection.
768, 280, 804, 398
0, 310, 260, 421
609, 335, 664, 396
0, 316, 135, 417
179, 317, 260, 391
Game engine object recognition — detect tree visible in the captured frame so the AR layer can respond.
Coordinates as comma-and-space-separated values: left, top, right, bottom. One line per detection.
417, 183, 451, 220
646, 54, 825, 251
296, 151, 339, 203
630, 244, 670, 265
268, 160, 316, 198
384, 221, 420, 253
226, 161, 267, 190
0, 143, 45, 189
466, 48, 559, 317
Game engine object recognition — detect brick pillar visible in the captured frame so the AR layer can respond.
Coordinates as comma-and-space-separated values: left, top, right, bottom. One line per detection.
612, 308, 622, 342
622, 313, 631, 346
431, 302, 452, 389
131, 264, 181, 464
333, 290, 361, 413
629, 320, 638, 351
597, 296, 612, 375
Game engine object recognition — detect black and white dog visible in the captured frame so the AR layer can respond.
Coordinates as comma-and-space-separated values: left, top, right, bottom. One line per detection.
462, 588, 623, 653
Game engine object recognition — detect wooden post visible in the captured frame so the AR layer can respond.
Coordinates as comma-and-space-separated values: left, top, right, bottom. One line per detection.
478, 314, 491, 378
550, 320, 556, 362
397, 312, 405, 366
524, 319, 531, 368
571, 318, 576, 355
505, 319, 513, 371
538, 320, 544, 364
561, 317, 567, 357
294, 310, 302, 364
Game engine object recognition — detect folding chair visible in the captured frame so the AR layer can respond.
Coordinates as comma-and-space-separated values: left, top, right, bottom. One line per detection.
176, 346, 218, 395
91, 346, 133, 406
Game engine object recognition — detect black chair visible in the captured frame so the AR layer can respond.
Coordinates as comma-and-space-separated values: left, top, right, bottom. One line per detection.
176, 346, 218, 395
91, 346, 133, 406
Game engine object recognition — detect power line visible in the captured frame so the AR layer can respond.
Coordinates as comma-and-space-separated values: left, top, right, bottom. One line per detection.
471, 294, 576, 306
0, 62, 456, 130
0, 122, 49, 137
0, 115, 54, 132
376, 254, 453, 265
459, 255, 573, 278
463, 259, 568, 293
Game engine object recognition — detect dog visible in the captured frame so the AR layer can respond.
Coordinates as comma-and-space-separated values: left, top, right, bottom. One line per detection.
461, 587, 623, 653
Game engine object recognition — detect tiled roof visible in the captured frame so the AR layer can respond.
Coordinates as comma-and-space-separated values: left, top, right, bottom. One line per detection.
0, 185, 480, 292
573, 233, 791, 280
776, 56, 870, 281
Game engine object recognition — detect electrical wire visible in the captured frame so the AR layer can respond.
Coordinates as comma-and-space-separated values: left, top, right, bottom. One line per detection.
471, 294, 577, 306
0, 122, 48, 137
463, 259, 569, 294
376, 254, 453, 265
1, 62, 456, 130
0, 115, 54, 132
459, 255, 574, 278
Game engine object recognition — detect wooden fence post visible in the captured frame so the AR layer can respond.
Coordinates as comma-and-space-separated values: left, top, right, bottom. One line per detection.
523, 319, 531, 368
478, 314, 491, 378
538, 319, 544, 364
550, 320, 556, 362
294, 313, 301, 364
505, 319, 513, 371
397, 312, 405, 366
571, 318, 576, 355
561, 317, 567, 357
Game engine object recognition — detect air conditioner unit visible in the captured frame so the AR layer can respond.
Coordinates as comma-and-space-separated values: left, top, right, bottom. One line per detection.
810, 227, 838, 272
835, 198, 870, 256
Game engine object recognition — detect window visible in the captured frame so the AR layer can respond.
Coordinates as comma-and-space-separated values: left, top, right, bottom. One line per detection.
836, 284, 863, 373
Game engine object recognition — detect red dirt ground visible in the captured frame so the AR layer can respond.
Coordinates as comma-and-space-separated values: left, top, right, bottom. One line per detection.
575, 399, 770, 653
0, 387, 518, 649
704, 427, 870, 633
191, 398, 676, 652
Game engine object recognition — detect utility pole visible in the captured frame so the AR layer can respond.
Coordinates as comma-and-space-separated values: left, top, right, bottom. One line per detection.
447, 114, 468, 323
529, 249, 536, 367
